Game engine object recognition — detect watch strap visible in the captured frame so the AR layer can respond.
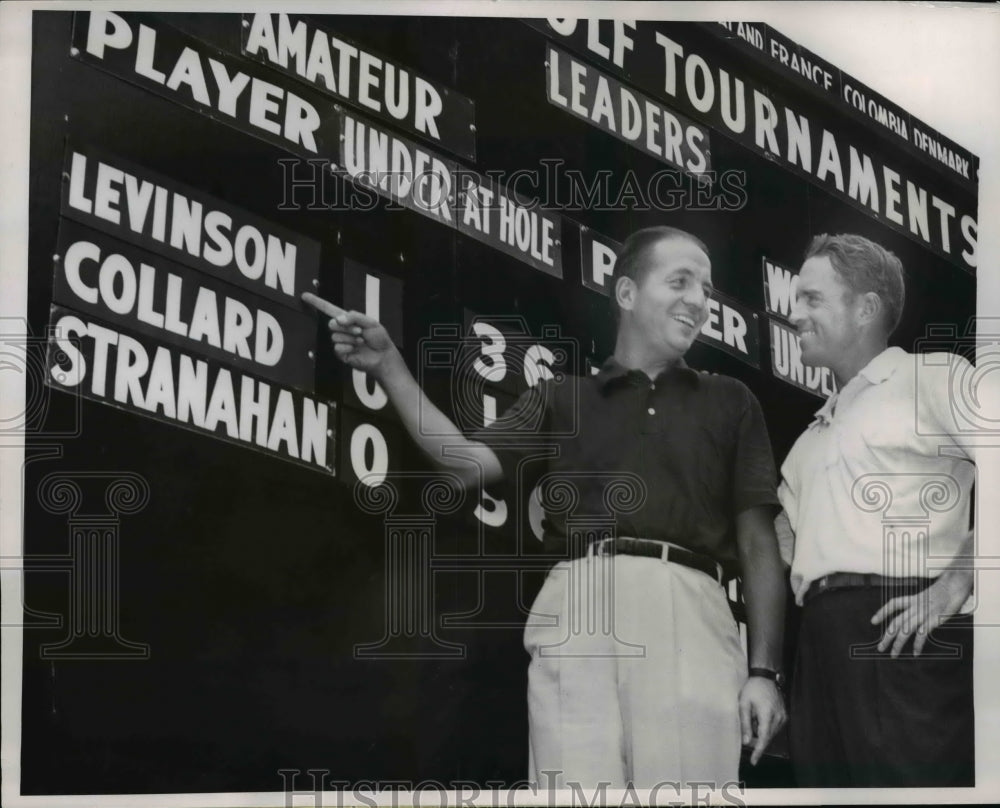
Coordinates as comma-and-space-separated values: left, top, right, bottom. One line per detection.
749, 667, 785, 686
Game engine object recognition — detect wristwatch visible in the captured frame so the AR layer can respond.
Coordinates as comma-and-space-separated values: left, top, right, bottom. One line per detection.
749, 666, 786, 690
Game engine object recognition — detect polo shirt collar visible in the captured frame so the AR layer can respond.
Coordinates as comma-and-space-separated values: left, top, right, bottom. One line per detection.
857, 346, 907, 385
595, 355, 699, 390
810, 346, 906, 426
811, 395, 838, 427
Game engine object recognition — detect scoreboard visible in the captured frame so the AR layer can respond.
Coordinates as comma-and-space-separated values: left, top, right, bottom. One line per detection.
9, 9, 979, 799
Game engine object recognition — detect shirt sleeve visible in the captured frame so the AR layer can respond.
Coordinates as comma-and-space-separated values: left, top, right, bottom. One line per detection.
916, 351, 977, 464
470, 380, 552, 500
776, 444, 800, 566
777, 464, 798, 531
773, 504, 796, 567
732, 384, 782, 516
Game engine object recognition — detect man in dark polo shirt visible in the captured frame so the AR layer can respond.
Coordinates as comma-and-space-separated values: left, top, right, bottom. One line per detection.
304, 226, 786, 789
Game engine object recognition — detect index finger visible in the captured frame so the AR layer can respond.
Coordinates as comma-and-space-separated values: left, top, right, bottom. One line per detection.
870, 595, 909, 626
750, 711, 774, 766
301, 292, 346, 319
738, 693, 753, 746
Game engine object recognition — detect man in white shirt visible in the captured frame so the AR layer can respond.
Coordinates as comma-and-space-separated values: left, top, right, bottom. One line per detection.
778, 233, 975, 786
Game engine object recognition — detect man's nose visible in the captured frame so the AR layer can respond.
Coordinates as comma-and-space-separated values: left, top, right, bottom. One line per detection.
789, 298, 806, 326
682, 284, 707, 311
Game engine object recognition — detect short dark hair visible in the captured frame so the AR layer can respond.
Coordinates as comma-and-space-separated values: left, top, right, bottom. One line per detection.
804, 233, 906, 335
610, 227, 710, 323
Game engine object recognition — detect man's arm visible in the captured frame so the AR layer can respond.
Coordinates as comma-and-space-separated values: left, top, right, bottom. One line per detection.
303, 292, 502, 489
870, 353, 977, 656
735, 505, 787, 765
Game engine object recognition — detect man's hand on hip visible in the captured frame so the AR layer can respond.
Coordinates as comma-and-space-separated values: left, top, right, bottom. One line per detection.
870, 568, 973, 657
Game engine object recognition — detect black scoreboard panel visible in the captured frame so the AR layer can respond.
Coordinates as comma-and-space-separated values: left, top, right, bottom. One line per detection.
20, 12, 977, 795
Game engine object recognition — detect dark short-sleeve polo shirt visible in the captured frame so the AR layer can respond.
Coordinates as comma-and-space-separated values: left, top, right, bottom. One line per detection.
473, 357, 780, 570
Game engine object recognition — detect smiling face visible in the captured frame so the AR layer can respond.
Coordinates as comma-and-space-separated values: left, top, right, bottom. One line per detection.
790, 255, 863, 372
617, 236, 713, 362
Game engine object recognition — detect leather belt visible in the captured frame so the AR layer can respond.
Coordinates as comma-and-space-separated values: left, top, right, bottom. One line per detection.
804, 572, 934, 604
580, 537, 723, 584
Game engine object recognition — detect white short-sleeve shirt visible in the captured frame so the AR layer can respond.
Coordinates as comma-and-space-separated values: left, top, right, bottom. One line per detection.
779, 347, 976, 604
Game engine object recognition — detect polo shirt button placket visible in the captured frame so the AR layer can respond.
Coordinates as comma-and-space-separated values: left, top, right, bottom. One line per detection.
642, 380, 661, 433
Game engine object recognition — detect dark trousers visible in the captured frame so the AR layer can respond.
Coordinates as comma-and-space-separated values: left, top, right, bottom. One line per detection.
790, 584, 974, 787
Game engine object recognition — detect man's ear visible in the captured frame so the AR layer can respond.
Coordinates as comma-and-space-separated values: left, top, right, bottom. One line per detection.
856, 291, 882, 327
615, 276, 636, 314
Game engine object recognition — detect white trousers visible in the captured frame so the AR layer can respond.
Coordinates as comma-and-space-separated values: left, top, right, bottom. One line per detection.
524, 553, 746, 789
